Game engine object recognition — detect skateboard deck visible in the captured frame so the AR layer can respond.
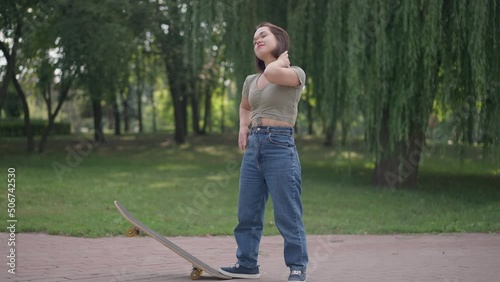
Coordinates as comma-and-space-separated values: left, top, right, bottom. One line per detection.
114, 201, 231, 280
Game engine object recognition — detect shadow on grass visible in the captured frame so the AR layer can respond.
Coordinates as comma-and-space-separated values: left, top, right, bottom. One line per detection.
418, 172, 500, 206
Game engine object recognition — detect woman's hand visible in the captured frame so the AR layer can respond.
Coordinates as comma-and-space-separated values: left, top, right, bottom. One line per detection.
238, 127, 250, 150
276, 51, 290, 68
263, 51, 300, 87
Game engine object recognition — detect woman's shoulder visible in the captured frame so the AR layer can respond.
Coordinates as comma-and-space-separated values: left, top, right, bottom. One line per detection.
243, 73, 259, 85
246, 73, 260, 80
290, 66, 305, 74
290, 66, 306, 86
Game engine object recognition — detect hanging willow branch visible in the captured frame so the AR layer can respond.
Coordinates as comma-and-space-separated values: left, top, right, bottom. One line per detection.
218, 0, 499, 185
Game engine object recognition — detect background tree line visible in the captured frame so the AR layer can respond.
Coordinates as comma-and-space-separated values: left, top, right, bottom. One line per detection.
1, 0, 498, 188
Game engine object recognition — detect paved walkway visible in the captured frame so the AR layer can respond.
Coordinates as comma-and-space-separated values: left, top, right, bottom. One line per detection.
1, 233, 499, 281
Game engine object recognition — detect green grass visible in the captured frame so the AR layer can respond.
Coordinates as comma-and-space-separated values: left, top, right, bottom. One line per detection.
0, 133, 499, 237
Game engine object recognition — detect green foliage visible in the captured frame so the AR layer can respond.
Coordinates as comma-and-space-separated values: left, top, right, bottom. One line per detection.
1, 0, 499, 185
223, 0, 499, 155
439, 0, 499, 146
0, 119, 70, 136
51, 0, 134, 98
2, 90, 21, 118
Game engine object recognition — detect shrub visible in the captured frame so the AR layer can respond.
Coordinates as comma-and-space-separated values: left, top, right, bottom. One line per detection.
0, 119, 71, 137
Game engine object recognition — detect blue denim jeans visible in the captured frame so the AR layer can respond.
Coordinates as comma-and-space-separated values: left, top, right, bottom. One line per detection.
234, 126, 308, 272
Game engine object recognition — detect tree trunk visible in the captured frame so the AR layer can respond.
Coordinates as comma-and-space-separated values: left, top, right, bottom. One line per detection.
150, 88, 156, 133
171, 92, 186, 144
157, 2, 187, 144
120, 87, 130, 133
11, 76, 34, 153
136, 89, 143, 133
0, 55, 13, 118
165, 59, 187, 144
38, 118, 54, 154
371, 108, 424, 189
220, 84, 226, 133
324, 127, 335, 146
324, 117, 336, 146
112, 98, 121, 136
202, 87, 212, 134
163, 60, 187, 144
372, 154, 401, 187
38, 82, 71, 153
191, 82, 201, 135
372, 107, 395, 187
92, 98, 105, 143
398, 123, 425, 189
0, 24, 21, 120
341, 120, 350, 146
136, 51, 144, 133
181, 93, 188, 138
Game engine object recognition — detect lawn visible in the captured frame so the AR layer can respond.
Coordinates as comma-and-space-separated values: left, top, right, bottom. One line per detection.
0, 133, 499, 237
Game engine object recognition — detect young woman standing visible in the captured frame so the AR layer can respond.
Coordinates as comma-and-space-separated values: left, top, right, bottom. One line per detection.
219, 22, 308, 282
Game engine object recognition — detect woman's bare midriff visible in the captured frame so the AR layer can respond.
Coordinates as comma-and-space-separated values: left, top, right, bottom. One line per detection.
251, 118, 294, 128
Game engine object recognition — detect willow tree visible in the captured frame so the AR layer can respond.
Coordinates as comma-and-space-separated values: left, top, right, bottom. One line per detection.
344, 0, 499, 188
223, 0, 356, 139
225, 0, 499, 188
440, 0, 500, 160
348, 0, 442, 188
286, 0, 328, 135
321, 0, 354, 146
223, 0, 291, 115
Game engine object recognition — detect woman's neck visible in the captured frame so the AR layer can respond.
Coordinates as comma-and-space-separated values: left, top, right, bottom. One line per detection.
263, 56, 277, 67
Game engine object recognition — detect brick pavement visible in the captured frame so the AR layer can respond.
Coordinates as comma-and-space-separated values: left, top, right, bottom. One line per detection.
1, 233, 499, 282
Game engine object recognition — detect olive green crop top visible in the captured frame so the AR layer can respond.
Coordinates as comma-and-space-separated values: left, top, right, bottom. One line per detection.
242, 66, 306, 126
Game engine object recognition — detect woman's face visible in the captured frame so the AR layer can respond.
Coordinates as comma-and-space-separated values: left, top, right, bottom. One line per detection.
253, 26, 278, 60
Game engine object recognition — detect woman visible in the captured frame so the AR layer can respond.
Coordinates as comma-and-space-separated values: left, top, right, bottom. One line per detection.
219, 22, 308, 282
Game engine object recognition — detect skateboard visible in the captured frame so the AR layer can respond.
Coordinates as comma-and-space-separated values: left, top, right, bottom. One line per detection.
114, 201, 232, 280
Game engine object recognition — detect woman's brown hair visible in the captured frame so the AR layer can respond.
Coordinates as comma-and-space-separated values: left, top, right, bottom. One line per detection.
254, 22, 290, 73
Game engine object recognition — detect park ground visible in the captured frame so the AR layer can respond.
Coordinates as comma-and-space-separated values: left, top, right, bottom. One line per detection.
0, 133, 499, 281
1, 232, 500, 281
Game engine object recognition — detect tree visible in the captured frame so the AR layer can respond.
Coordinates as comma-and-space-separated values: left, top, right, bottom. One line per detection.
223, 0, 499, 188
55, 0, 133, 142
36, 55, 77, 153
0, 0, 46, 153
0, 6, 20, 118
439, 0, 500, 160
340, 0, 499, 188
151, 0, 228, 142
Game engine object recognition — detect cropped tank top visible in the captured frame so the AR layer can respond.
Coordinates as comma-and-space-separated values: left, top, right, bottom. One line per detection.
241, 66, 306, 126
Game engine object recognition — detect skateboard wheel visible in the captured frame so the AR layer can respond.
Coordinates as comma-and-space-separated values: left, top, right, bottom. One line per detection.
126, 227, 139, 237
190, 268, 203, 280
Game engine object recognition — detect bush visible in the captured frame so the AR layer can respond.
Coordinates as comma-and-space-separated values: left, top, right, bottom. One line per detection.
0, 119, 71, 137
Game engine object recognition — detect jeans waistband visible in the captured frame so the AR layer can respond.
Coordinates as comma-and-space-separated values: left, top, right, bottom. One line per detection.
250, 126, 294, 136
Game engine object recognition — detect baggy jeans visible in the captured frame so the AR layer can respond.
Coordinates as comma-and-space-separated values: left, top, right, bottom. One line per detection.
234, 126, 308, 272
